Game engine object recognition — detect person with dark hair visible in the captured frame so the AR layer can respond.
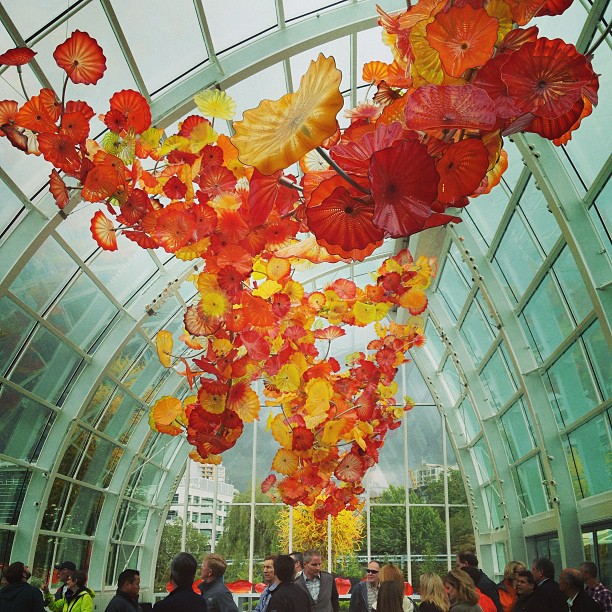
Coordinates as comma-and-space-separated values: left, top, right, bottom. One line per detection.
43, 562, 76, 612
154, 553, 207, 612
199, 553, 237, 612
56, 571, 94, 612
254, 555, 279, 612
104, 569, 141, 612
580, 562, 612, 612
527, 557, 566, 611
560, 568, 603, 612
456, 553, 502, 612
443, 569, 483, 611
349, 560, 381, 612
461, 567, 496, 612
0, 562, 45, 612
267, 555, 311, 612
294, 549, 339, 612
288, 553, 303, 579
512, 571, 536, 612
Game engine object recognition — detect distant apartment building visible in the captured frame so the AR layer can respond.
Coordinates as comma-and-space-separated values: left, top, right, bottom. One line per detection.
167, 462, 235, 544
414, 461, 459, 488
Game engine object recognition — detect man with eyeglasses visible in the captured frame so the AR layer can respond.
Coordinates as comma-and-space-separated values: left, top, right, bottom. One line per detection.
349, 561, 381, 612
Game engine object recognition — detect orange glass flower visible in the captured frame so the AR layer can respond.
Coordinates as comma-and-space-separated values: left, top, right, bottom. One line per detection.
232, 54, 343, 175
53, 30, 107, 85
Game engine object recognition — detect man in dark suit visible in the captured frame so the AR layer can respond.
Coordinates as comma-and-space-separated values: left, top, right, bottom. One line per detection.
348, 561, 380, 612
295, 549, 339, 612
560, 568, 603, 612
528, 557, 567, 612
267, 555, 312, 612
512, 570, 536, 612
153, 553, 207, 612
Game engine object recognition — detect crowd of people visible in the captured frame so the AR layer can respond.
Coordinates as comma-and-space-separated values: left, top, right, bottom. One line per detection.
1, 549, 611, 612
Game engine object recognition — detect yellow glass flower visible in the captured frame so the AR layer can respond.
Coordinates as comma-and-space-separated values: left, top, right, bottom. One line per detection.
156, 330, 173, 367
231, 54, 344, 175
199, 289, 229, 317
194, 88, 236, 121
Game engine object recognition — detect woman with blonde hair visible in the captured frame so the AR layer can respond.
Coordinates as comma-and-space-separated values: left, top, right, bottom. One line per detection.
374, 564, 414, 612
497, 561, 526, 612
443, 569, 483, 611
418, 572, 450, 612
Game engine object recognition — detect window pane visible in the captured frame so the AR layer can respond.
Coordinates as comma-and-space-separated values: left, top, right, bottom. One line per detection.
583, 321, 612, 401
519, 177, 561, 255
424, 320, 445, 367
553, 246, 592, 323
125, 460, 166, 504
460, 300, 495, 363
42, 479, 104, 536
33, 535, 92, 578
457, 397, 480, 444
472, 440, 493, 484
513, 455, 550, 517
441, 357, 462, 405
465, 186, 511, 247
0, 467, 31, 525
480, 348, 517, 412
520, 274, 573, 363
499, 398, 536, 462
46, 273, 119, 350
563, 412, 612, 500
114, 500, 150, 542
0, 386, 54, 462
494, 213, 543, 301
109, 334, 147, 380
437, 257, 470, 321
544, 341, 600, 429
0, 298, 36, 376
483, 485, 504, 530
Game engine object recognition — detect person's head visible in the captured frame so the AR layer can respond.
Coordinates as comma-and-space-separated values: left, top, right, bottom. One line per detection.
460, 565, 480, 588
443, 569, 479, 605
378, 563, 404, 586
201, 553, 227, 583
531, 557, 555, 583
303, 550, 322, 580
503, 561, 526, 585
559, 568, 584, 597
4, 562, 30, 585
170, 552, 198, 588
274, 555, 296, 583
365, 561, 381, 585
263, 555, 277, 584
419, 572, 450, 612
55, 561, 76, 584
515, 570, 535, 597
456, 551, 478, 569
579, 561, 599, 586
376, 579, 404, 612
289, 552, 303, 577
118, 569, 140, 598
67, 571, 88, 591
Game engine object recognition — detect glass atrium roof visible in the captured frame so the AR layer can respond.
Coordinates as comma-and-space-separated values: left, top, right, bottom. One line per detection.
0, 0, 610, 601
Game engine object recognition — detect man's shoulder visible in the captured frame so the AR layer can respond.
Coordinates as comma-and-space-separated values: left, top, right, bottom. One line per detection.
154, 588, 207, 612
576, 589, 605, 610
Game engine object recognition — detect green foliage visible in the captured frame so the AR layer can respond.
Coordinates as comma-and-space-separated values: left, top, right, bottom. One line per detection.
154, 518, 209, 591
216, 489, 282, 581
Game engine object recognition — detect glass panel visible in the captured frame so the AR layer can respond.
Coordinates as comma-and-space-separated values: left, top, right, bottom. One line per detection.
519, 177, 561, 255
499, 398, 536, 462
0, 529, 15, 569
57, 428, 123, 488
0, 386, 54, 462
46, 273, 119, 350
589, 179, 611, 251
513, 455, 550, 517
423, 320, 445, 367
544, 341, 600, 429
582, 321, 612, 401
7, 325, 82, 404
9, 237, 78, 313
465, 185, 511, 247
125, 461, 166, 504
437, 257, 470, 321
88, 238, 158, 305
553, 246, 592, 323
113, 500, 150, 542
140, 296, 182, 337
33, 535, 92, 579
494, 213, 543, 301
450, 505, 475, 553
106, 543, 143, 587
370, 500, 405, 559
0, 466, 31, 525
563, 412, 612, 500
140, 432, 184, 467
483, 485, 504, 530
108, 334, 147, 380
0, 177, 24, 237
370, 424, 407, 497
0, 298, 36, 376
95, 388, 145, 445
480, 348, 517, 412
441, 357, 462, 405
457, 397, 480, 444
42, 479, 104, 536
460, 300, 495, 363
520, 274, 573, 363
472, 440, 493, 484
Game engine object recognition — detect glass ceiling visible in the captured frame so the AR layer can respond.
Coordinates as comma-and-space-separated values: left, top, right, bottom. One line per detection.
0, 0, 610, 601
